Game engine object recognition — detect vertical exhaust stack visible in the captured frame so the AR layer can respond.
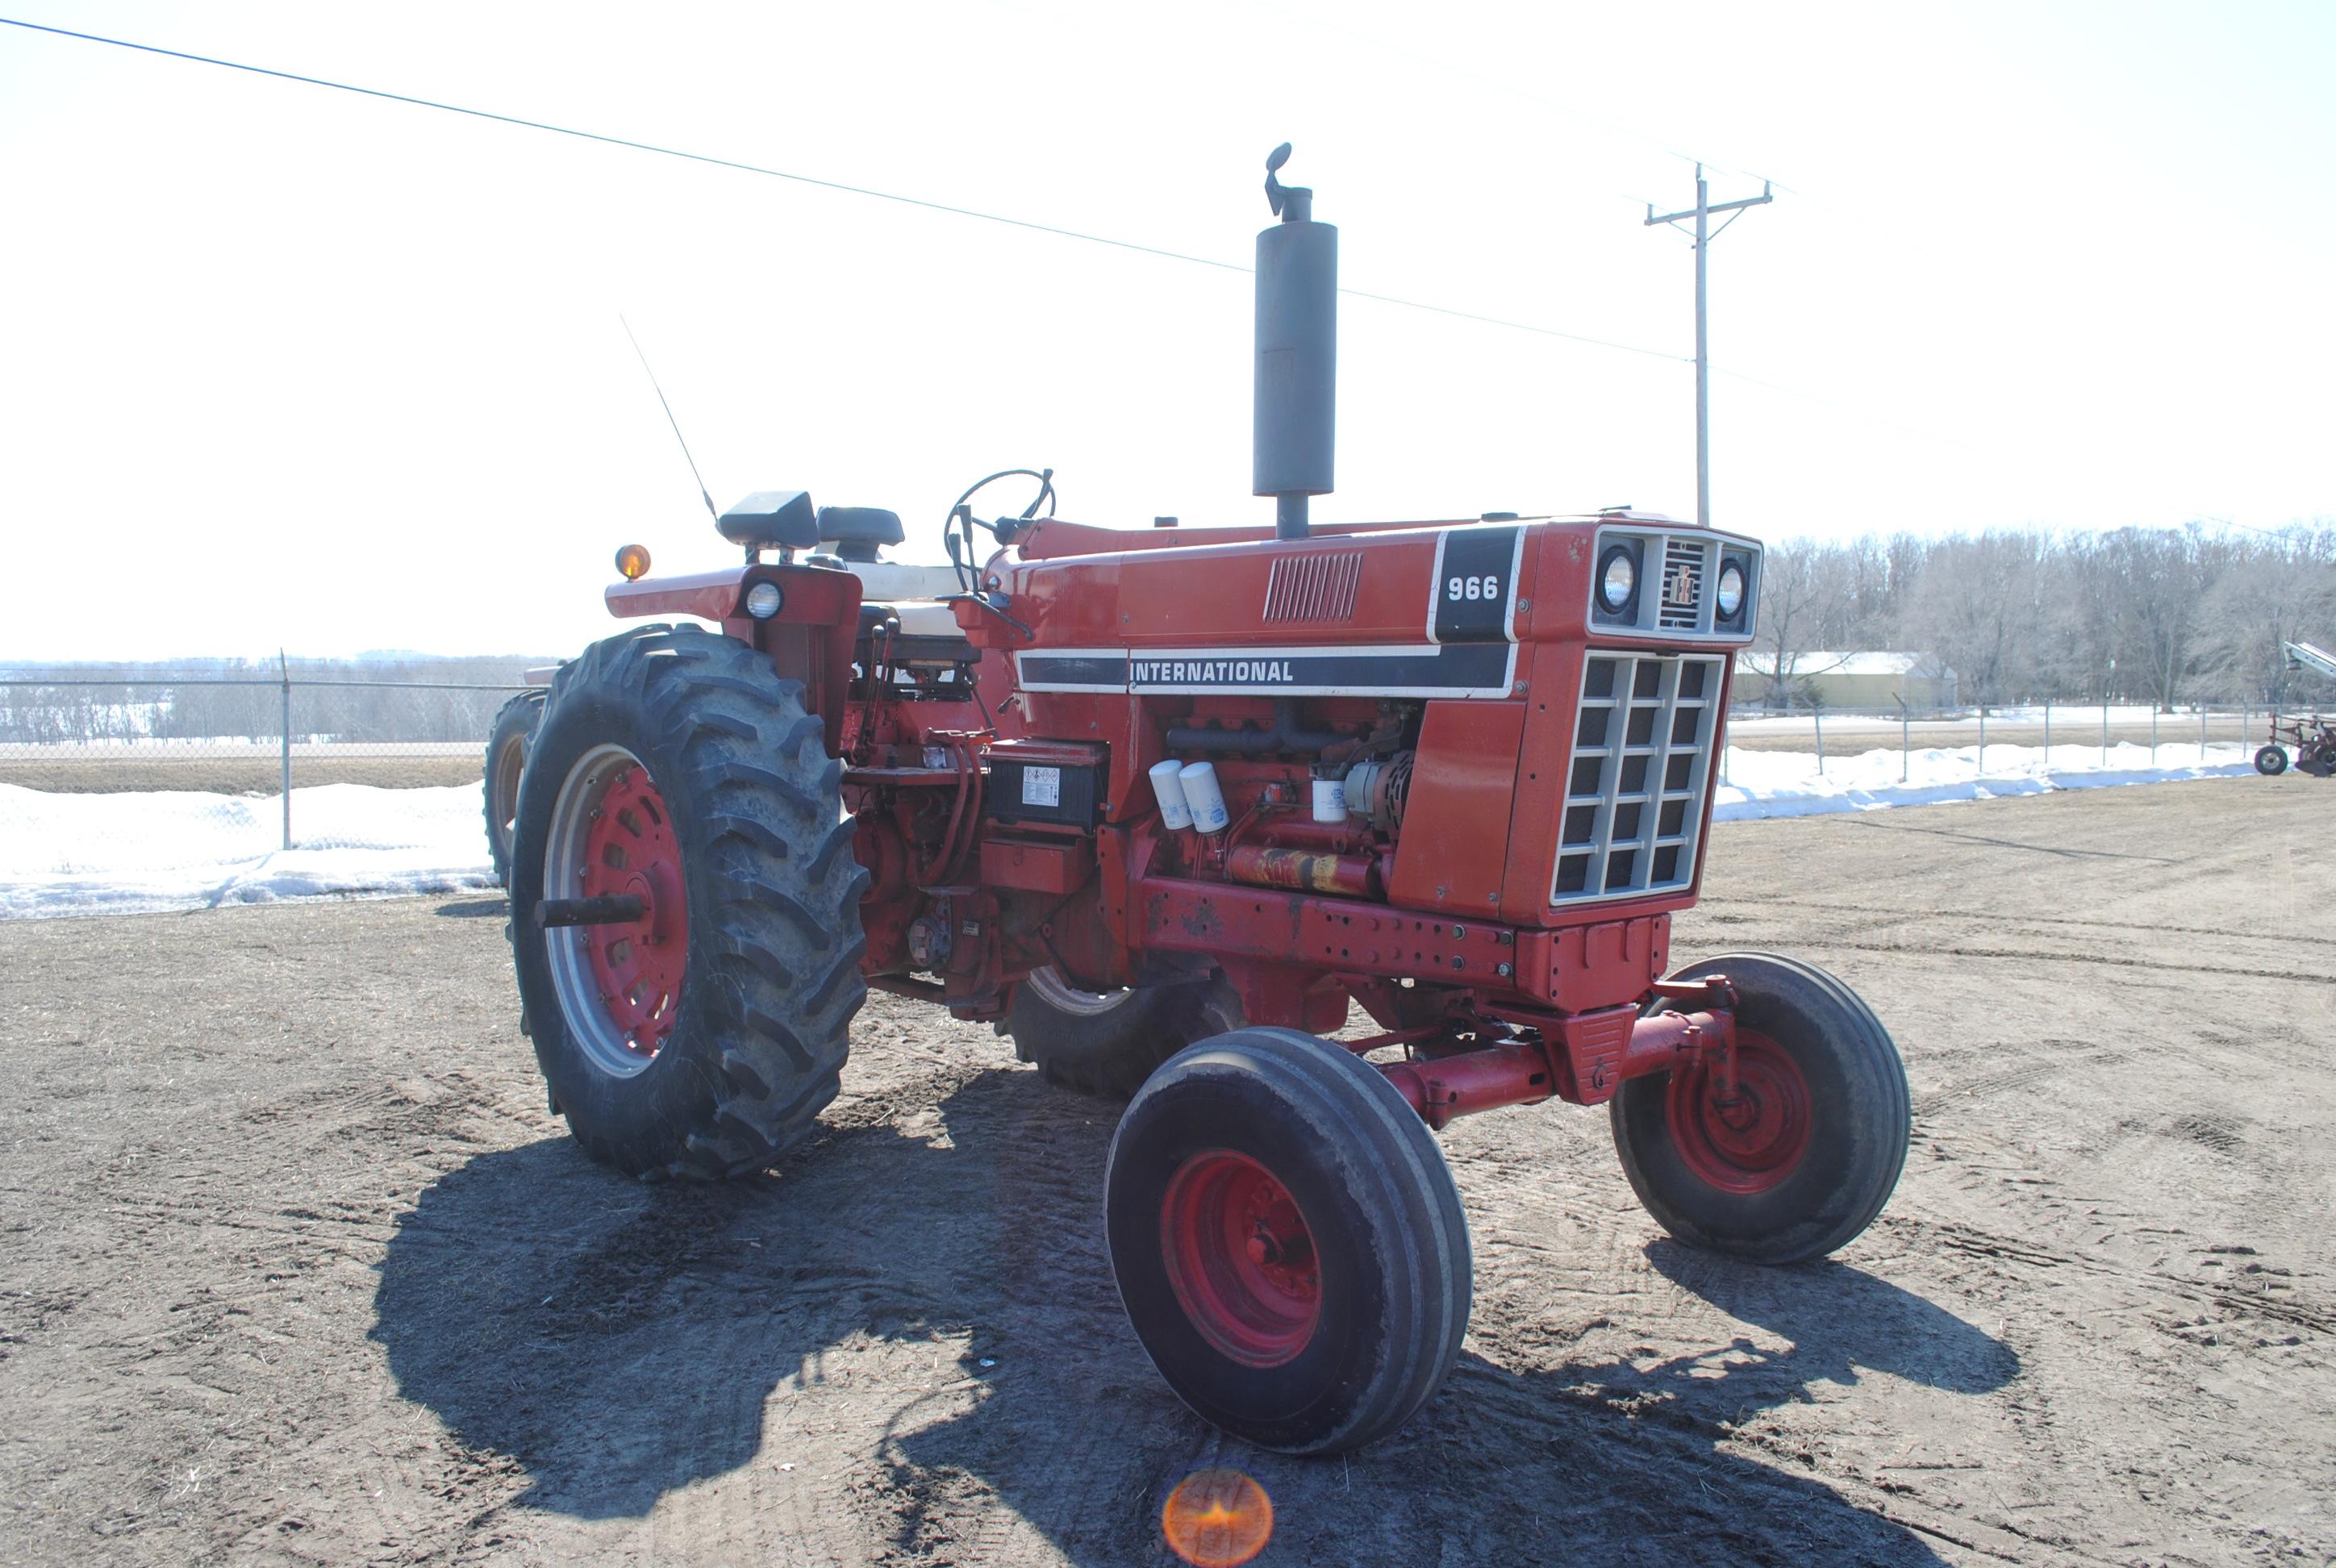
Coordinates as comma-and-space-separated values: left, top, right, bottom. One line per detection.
1254, 144, 1336, 541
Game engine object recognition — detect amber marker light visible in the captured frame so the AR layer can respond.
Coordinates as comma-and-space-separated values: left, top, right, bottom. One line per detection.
1162, 1468, 1272, 1568
615, 543, 652, 581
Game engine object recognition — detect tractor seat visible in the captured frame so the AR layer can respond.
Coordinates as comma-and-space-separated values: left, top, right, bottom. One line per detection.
717, 490, 820, 553
817, 506, 905, 562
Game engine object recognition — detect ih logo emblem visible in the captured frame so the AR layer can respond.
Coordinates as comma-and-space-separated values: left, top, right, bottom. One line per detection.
1663, 563, 1696, 607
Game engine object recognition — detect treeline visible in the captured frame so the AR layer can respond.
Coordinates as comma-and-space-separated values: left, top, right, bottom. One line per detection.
0, 656, 548, 746
1758, 523, 2336, 710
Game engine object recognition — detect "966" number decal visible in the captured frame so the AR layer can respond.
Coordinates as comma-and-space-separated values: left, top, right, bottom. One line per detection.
1430, 524, 1522, 643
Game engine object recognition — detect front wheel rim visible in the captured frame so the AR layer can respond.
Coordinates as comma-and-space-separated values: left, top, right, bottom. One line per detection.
1025, 965, 1137, 1018
1664, 1028, 1812, 1195
543, 744, 688, 1077
1161, 1149, 1321, 1368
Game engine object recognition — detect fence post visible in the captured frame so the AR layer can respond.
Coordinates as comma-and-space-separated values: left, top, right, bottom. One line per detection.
1899, 701, 1909, 782
2101, 701, 2109, 765
1977, 705, 1986, 776
2044, 699, 2051, 754
1813, 707, 1825, 777
2150, 705, 2158, 763
278, 651, 293, 850
2199, 705, 2207, 757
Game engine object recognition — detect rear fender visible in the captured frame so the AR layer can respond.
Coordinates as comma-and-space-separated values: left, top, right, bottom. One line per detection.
605, 563, 863, 757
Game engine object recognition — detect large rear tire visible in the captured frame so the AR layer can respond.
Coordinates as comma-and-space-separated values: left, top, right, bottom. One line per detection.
484, 689, 546, 886
1104, 1028, 1471, 1454
1610, 953, 1908, 1266
1003, 968, 1241, 1098
510, 623, 867, 1179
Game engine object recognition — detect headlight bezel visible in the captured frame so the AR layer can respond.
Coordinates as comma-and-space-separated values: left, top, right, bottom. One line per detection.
1596, 543, 1640, 617
1715, 561, 1746, 621
744, 580, 785, 619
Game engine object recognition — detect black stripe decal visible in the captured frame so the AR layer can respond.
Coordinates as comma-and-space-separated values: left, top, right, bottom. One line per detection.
1018, 644, 1514, 697
1016, 653, 1132, 688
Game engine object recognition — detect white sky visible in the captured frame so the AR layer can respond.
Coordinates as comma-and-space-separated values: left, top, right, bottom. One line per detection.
2, 0, 2330, 661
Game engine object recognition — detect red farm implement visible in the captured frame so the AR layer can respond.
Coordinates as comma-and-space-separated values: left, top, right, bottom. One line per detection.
499, 148, 1912, 1454
2255, 642, 2336, 777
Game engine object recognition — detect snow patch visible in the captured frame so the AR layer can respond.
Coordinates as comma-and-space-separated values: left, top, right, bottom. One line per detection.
1712, 741, 2255, 822
0, 782, 495, 919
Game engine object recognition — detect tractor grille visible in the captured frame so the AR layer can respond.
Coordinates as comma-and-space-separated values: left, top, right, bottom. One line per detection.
1553, 653, 1725, 905
1657, 536, 1709, 632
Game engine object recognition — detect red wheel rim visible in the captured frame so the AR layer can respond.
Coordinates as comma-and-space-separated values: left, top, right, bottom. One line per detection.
1160, 1151, 1321, 1368
576, 764, 688, 1058
1664, 1026, 1812, 1195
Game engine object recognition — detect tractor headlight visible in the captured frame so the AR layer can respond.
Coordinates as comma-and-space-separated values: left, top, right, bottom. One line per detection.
1597, 546, 1637, 613
1716, 561, 1746, 620
745, 581, 784, 619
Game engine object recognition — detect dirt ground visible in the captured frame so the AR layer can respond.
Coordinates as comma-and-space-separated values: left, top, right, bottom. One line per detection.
1, 779, 2330, 1566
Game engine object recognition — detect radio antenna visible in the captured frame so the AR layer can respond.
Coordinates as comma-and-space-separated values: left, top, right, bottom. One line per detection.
619, 315, 720, 525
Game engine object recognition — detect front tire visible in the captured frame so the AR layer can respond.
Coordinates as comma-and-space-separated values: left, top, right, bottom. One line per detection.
1611, 953, 1908, 1265
1104, 1028, 1471, 1454
484, 689, 546, 886
510, 623, 867, 1179
2256, 744, 2289, 776
1003, 969, 1241, 1097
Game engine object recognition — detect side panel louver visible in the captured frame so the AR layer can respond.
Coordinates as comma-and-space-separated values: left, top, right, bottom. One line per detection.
1262, 550, 1364, 623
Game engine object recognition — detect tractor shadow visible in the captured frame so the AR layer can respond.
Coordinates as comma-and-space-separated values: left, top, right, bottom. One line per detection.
374, 1068, 2014, 1563
369, 1112, 987, 1521
889, 1234, 2017, 1566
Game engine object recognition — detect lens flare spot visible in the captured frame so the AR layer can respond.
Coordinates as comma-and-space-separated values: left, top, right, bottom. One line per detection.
1162, 1468, 1272, 1567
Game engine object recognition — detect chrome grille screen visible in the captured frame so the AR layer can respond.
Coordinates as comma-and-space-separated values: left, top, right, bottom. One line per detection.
1658, 536, 1709, 631
1552, 653, 1725, 905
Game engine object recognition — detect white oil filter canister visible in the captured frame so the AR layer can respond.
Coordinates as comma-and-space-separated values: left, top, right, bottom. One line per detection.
1149, 758, 1195, 830
1177, 761, 1231, 833
1310, 775, 1347, 823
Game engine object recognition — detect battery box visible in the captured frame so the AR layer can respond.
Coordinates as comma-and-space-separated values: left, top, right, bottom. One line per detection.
983, 739, 1108, 830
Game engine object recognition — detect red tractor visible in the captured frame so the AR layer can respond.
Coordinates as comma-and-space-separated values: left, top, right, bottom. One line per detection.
505, 149, 1910, 1454
2256, 641, 2336, 777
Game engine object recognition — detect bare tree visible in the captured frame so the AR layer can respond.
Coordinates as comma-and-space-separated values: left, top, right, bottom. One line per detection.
2092, 524, 2230, 711
2194, 523, 2336, 704
1750, 539, 1859, 711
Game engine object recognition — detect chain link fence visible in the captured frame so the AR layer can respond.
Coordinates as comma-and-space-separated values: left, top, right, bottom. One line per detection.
4, 673, 2303, 916
0, 675, 540, 915
1719, 702, 2277, 782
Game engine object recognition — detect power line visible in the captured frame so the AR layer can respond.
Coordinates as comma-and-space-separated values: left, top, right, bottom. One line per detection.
0, 15, 1687, 365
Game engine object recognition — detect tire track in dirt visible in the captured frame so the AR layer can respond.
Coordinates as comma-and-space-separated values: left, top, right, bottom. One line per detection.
1908, 1042, 2132, 1117
1725, 898, 2336, 951
1794, 940, 2332, 986
1879, 1214, 2336, 1336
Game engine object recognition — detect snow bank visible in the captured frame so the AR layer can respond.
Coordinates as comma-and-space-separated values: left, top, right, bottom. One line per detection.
0, 741, 2263, 919
0, 782, 495, 919
1712, 740, 2255, 822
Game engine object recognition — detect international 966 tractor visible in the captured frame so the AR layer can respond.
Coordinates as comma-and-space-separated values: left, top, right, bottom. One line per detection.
504, 148, 1911, 1454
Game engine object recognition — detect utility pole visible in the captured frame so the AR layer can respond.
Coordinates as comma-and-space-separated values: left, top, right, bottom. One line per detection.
1646, 165, 1772, 526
